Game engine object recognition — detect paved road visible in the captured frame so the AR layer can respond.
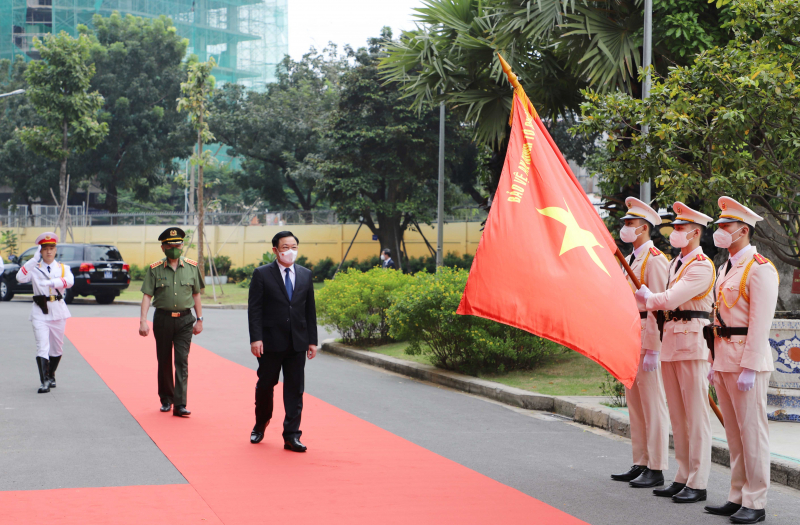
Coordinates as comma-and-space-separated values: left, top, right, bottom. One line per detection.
2, 299, 799, 524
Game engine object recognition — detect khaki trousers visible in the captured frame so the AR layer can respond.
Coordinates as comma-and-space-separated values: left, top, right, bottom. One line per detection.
625, 354, 670, 470
661, 360, 711, 489
714, 371, 771, 509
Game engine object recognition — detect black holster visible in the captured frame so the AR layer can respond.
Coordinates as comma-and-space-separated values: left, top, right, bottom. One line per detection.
702, 325, 716, 360
33, 296, 49, 315
656, 311, 666, 341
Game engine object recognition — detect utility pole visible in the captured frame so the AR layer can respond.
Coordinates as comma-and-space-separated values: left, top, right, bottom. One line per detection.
639, 0, 653, 204
436, 100, 445, 268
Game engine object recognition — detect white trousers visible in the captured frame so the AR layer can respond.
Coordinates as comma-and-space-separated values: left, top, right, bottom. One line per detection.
626, 353, 670, 470
715, 371, 771, 509
32, 319, 67, 359
661, 360, 712, 490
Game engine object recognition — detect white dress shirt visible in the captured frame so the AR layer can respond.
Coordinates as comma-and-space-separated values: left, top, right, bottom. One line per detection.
16, 257, 74, 321
726, 244, 753, 270
680, 245, 704, 266
279, 263, 296, 290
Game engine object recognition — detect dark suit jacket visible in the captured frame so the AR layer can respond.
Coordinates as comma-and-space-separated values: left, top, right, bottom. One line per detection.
247, 261, 318, 352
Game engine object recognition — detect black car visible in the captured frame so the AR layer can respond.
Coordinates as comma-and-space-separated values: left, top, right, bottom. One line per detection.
0, 243, 131, 304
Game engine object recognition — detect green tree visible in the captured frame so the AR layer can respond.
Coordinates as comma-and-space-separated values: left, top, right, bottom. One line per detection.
18, 31, 109, 239
574, 0, 800, 266
75, 13, 194, 213
178, 57, 216, 278
210, 45, 350, 211
319, 30, 478, 268
0, 57, 60, 207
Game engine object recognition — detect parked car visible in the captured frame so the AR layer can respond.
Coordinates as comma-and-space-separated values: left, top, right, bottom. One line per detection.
0, 243, 131, 304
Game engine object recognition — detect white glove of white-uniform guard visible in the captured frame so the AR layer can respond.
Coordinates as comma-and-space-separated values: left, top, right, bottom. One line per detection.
642, 350, 659, 372
634, 284, 652, 309
737, 368, 756, 392
33, 245, 42, 262
707, 368, 715, 384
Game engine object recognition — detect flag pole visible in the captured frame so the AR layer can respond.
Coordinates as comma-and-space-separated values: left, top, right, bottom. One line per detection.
614, 247, 723, 426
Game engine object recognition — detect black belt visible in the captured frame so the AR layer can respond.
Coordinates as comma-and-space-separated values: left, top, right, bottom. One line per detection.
711, 326, 748, 338
664, 310, 709, 322
155, 308, 192, 318
639, 312, 648, 319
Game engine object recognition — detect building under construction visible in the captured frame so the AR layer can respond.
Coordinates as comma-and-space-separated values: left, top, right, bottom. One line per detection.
0, 0, 288, 88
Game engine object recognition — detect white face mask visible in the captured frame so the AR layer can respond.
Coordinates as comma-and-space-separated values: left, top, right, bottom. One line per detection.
620, 225, 644, 243
669, 229, 694, 249
380, 254, 386, 261
713, 226, 745, 249
278, 248, 297, 264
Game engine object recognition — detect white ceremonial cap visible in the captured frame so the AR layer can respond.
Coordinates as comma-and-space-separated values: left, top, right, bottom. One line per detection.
715, 196, 763, 228
620, 197, 662, 226
671, 202, 712, 227
35, 232, 58, 245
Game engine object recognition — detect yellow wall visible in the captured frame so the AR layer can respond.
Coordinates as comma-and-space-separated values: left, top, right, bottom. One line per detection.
12, 223, 483, 268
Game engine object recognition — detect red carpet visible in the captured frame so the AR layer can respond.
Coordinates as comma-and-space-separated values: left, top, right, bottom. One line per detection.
3, 318, 588, 524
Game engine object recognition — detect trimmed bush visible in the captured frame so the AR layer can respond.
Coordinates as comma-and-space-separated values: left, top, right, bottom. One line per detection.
316, 267, 413, 345
228, 264, 257, 284
388, 267, 563, 375
129, 264, 147, 281
204, 255, 233, 276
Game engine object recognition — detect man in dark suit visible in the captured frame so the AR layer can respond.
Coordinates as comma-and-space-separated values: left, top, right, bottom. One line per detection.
247, 231, 318, 452
381, 248, 396, 269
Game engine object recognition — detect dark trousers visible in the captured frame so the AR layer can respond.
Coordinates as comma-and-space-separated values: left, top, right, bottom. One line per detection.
255, 350, 306, 439
153, 309, 194, 407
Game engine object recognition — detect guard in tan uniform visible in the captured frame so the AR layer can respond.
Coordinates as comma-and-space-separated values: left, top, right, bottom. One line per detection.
704, 198, 779, 524
610, 197, 670, 489
635, 202, 715, 504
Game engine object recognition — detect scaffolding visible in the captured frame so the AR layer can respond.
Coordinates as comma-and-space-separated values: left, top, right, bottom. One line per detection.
0, 0, 287, 88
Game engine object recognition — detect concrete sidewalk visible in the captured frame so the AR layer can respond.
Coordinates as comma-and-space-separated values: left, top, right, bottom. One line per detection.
322, 341, 800, 490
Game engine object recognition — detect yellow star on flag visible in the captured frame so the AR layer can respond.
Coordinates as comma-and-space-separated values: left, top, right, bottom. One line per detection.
536, 201, 609, 276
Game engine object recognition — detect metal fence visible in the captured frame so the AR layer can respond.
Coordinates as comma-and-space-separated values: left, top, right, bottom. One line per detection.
0, 207, 488, 228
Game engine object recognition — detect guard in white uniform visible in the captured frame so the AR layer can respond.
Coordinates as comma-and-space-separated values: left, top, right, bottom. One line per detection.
15, 232, 74, 393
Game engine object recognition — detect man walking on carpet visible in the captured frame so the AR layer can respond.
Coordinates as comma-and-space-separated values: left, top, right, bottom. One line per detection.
248, 231, 318, 452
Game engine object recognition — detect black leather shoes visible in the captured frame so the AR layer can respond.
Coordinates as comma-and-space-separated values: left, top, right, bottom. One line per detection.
705, 501, 742, 516
629, 468, 664, 488
283, 437, 307, 452
160, 403, 171, 412
250, 421, 269, 444
654, 482, 685, 497
611, 465, 645, 482
672, 487, 706, 503
730, 507, 766, 524
173, 406, 191, 417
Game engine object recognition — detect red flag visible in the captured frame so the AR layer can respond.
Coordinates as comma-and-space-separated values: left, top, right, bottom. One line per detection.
456, 56, 641, 388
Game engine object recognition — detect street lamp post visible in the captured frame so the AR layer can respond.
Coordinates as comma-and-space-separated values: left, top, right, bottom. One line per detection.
640, 0, 653, 204
436, 100, 445, 268
0, 89, 25, 99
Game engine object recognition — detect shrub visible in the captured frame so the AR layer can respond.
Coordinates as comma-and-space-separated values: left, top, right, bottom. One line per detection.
316, 267, 413, 345
129, 264, 147, 281
311, 257, 335, 282
388, 267, 563, 375
600, 372, 627, 407
228, 264, 257, 284
204, 255, 232, 276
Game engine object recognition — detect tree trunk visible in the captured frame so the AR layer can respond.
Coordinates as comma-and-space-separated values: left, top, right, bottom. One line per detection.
196, 115, 205, 285
59, 121, 68, 240
374, 212, 404, 271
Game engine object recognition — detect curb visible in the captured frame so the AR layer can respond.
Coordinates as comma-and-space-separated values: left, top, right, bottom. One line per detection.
108, 300, 247, 310
321, 341, 800, 491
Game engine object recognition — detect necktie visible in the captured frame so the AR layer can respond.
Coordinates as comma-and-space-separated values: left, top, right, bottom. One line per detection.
284, 268, 293, 301
725, 259, 732, 275
47, 266, 50, 273
675, 258, 682, 272
628, 253, 635, 265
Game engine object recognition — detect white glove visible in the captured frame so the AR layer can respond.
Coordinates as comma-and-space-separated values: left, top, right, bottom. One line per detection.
33, 246, 42, 263
737, 368, 756, 392
634, 284, 652, 309
707, 368, 715, 384
642, 350, 659, 372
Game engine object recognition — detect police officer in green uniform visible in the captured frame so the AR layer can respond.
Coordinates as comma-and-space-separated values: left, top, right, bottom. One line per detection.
138, 227, 204, 417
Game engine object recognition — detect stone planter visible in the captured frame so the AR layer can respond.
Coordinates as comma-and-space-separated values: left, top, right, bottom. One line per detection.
204, 275, 228, 285
768, 318, 800, 422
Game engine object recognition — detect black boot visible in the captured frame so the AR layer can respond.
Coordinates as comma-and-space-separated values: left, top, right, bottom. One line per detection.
36, 357, 51, 394
48, 355, 61, 388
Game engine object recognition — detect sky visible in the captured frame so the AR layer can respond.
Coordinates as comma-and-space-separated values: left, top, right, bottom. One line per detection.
287, 0, 426, 59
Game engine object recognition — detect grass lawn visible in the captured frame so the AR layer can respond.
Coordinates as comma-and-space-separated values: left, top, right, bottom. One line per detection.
120, 280, 325, 305
359, 341, 609, 397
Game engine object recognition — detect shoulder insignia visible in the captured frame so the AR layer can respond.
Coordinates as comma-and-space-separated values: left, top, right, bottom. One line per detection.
184, 258, 198, 267
753, 253, 769, 265
150, 260, 164, 269
696, 254, 707, 262
649, 247, 662, 257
